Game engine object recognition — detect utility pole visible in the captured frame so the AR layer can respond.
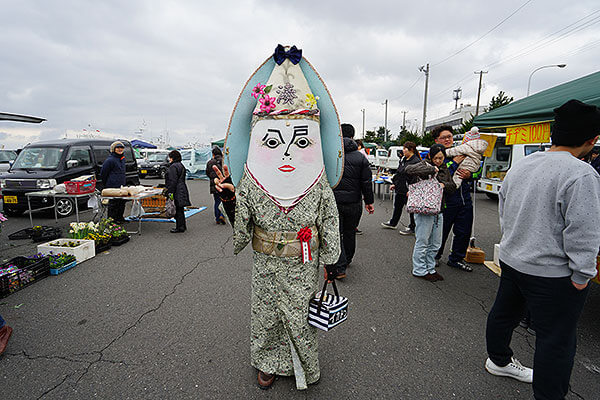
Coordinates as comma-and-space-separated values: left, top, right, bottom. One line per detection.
452, 87, 462, 110
419, 64, 430, 135
361, 108, 365, 138
401, 110, 408, 131
474, 71, 488, 116
382, 100, 388, 142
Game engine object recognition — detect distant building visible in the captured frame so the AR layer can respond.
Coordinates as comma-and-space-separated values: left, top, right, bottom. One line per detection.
425, 104, 485, 133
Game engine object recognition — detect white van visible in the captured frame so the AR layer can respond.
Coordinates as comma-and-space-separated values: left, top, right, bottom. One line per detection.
476, 133, 564, 198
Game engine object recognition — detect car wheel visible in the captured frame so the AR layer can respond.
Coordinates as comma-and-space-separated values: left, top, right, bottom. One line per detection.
159, 169, 166, 179
55, 197, 75, 217
4, 207, 24, 217
485, 193, 498, 200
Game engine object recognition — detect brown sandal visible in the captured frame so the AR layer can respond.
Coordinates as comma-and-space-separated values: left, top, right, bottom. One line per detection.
257, 371, 275, 389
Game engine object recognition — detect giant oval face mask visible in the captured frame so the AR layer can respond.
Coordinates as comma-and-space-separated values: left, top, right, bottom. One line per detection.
246, 118, 323, 209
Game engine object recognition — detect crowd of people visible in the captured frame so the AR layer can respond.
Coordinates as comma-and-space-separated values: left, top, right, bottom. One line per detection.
209, 98, 600, 399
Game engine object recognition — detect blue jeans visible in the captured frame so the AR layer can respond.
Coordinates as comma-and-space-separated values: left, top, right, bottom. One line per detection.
0, 314, 5, 329
412, 213, 443, 276
213, 194, 224, 221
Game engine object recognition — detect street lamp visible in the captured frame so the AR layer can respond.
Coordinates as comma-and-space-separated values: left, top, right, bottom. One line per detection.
527, 64, 567, 96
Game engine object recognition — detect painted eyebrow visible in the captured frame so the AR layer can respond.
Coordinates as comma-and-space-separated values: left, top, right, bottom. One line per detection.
263, 129, 285, 143
293, 125, 308, 135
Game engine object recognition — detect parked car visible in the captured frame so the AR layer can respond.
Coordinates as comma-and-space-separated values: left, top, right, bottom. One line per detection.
0, 149, 17, 173
138, 151, 169, 179
0, 139, 139, 217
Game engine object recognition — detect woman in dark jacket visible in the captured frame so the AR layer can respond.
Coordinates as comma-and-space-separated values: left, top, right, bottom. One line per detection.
100, 141, 127, 222
382, 141, 421, 233
405, 144, 456, 282
165, 150, 191, 233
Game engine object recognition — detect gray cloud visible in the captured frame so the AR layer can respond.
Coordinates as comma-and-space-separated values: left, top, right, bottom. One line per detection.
0, 0, 598, 146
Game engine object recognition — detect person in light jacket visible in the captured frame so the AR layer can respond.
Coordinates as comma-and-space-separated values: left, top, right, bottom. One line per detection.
165, 150, 191, 233
405, 144, 456, 282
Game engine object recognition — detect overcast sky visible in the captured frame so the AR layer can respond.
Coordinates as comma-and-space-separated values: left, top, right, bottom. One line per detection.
1, 0, 599, 148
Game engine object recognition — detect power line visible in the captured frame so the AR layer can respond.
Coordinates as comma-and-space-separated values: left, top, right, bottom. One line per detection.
429, 9, 600, 103
390, 75, 423, 101
432, 0, 533, 67
482, 11, 600, 70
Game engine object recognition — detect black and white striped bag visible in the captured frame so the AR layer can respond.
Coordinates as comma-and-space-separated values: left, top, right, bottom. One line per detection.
308, 280, 348, 331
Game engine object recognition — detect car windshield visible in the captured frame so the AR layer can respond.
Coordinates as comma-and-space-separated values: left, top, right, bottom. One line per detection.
0, 150, 16, 162
12, 147, 64, 170
147, 153, 168, 162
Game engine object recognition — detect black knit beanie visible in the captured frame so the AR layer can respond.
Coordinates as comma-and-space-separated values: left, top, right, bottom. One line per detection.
551, 99, 600, 146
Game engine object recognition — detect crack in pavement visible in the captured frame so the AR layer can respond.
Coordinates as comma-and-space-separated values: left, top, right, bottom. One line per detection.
568, 384, 586, 399
35, 235, 236, 398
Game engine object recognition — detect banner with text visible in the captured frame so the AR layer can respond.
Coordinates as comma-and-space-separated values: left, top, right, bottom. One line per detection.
506, 122, 551, 145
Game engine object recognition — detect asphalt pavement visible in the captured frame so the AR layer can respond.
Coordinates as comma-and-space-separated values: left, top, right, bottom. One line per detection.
1, 179, 599, 399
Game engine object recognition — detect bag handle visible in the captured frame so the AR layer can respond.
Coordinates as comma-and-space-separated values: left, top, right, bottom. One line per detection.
316, 279, 340, 314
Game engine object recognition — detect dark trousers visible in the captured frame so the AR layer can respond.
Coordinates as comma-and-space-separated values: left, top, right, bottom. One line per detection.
486, 262, 590, 400
389, 192, 415, 230
333, 202, 362, 274
108, 199, 126, 222
213, 194, 224, 221
436, 203, 473, 263
174, 206, 186, 231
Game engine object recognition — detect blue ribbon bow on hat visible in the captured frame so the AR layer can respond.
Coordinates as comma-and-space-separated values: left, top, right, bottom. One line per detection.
273, 44, 302, 65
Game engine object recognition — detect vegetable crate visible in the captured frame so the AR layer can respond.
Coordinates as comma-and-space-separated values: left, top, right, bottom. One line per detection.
1, 256, 50, 298
141, 195, 166, 209
50, 260, 78, 276
64, 179, 97, 194
37, 239, 96, 263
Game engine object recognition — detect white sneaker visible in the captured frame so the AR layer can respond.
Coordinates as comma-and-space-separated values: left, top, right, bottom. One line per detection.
485, 357, 533, 383
381, 222, 396, 229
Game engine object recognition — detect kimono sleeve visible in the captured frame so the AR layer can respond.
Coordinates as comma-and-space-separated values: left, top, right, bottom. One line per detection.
317, 183, 341, 265
233, 175, 254, 255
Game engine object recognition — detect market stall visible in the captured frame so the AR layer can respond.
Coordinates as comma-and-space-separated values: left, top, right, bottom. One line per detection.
474, 70, 600, 283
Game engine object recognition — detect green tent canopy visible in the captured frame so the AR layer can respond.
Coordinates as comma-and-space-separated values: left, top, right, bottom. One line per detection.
211, 138, 225, 148
473, 71, 600, 128
363, 142, 377, 150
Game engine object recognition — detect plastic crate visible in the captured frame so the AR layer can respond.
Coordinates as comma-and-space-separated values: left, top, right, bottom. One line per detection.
8, 226, 61, 242
37, 239, 96, 263
141, 195, 166, 208
0, 256, 50, 298
50, 260, 78, 276
64, 179, 96, 194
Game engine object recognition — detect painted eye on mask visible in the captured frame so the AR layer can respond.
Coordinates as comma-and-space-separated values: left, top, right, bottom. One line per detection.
294, 137, 311, 149
264, 137, 282, 149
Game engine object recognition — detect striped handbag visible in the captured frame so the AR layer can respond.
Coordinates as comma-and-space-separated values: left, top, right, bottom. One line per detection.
308, 280, 348, 331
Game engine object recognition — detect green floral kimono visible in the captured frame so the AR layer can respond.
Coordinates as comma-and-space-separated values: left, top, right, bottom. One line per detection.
233, 170, 340, 388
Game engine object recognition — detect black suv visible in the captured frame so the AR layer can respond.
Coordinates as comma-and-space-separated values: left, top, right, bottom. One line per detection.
137, 151, 170, 179
0, 139, 139, 217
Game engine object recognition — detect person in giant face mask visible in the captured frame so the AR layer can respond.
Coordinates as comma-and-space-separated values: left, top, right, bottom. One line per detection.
216, 45, 343, 391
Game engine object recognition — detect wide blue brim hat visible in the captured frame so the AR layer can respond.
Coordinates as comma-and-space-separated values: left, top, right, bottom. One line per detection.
224, 45, 344, 187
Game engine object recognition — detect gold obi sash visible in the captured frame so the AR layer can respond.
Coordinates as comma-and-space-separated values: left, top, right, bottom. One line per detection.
252, 225, 319, 258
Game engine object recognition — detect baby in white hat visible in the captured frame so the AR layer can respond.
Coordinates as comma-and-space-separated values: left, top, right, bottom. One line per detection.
445, 127, 488, 187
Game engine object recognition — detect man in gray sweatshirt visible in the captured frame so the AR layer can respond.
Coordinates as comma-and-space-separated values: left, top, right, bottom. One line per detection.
484, 99, 600, 400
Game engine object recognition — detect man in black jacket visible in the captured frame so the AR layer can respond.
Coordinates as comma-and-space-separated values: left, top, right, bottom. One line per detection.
100, 141, 127, 222
331, 124, 375, 279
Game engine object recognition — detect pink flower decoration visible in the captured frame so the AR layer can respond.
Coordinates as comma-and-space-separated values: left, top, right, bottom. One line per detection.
251, 83, 266, 99
259, 95, 277, 113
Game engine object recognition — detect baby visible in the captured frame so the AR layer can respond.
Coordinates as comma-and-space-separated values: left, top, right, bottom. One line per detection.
445, 127, 488, 187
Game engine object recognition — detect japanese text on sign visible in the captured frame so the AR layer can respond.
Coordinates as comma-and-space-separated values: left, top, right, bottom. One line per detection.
506, 122, 551, 145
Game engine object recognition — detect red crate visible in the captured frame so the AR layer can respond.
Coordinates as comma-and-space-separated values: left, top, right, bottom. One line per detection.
64, 179, 96, 194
